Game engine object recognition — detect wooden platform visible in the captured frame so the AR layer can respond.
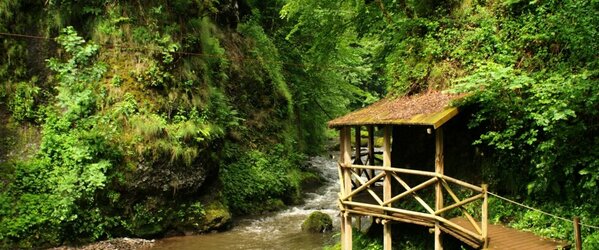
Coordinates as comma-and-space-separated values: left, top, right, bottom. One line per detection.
450, 217, 567, 250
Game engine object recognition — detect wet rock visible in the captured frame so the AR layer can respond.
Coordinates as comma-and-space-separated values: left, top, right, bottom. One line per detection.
127, 157, 216, 195
301, 211, 333, 233
199, 201, 232, 232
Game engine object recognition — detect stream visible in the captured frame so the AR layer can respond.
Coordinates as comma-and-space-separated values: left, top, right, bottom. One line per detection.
152, 156, 341, 250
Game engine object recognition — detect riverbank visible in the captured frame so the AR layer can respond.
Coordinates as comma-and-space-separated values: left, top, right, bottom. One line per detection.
50, 238, 154, 250
151, 156, 339, 250
47, 156, 336, 250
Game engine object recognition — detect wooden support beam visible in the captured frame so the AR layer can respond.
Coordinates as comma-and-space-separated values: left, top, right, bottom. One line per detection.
353, 126, 363, 231
435, 127, 444, 250
337, 162, 345, 199
442, 175, 483, 192
441, 180, 482, 234
383, 177, 437, 206
339, 128, 347, 250
482, 184, 489, 249
345, 204, 484, 243
347, 164, 438, 177
342, 127, 353, 250
437, 224, 482, 249
434, 193, 484, 215
345, 171, 385, 205
343, 201, 437, 220
337, 133, 346, 200
367, 126, 375, 179
383, 125, 392, 250
368, 126, 375, 165
354, 126, 363, 165
343, 127, 352, 194
347, 209, 435, 228
390, 173, 435, 214
339, 131, 345, 196
436, 216, 485, 242
383, 126, 391, 168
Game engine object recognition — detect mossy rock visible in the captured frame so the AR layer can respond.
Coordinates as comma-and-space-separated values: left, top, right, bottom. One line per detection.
301, 211, 333, 233
199, 200, 232, 232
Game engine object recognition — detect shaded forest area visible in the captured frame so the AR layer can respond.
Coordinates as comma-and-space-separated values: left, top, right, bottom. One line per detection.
0, 0, 598, 248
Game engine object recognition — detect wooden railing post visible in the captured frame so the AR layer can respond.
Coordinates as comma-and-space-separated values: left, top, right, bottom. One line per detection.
435, 127, 444, 250
341, 127, 353, 250
339, 128, 346, 250
574, 216, 582, 250
482, 184, 489, 249
383, 125, 392, 250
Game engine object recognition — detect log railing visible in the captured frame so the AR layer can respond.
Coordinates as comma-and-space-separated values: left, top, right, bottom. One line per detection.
338, 162, 489, 248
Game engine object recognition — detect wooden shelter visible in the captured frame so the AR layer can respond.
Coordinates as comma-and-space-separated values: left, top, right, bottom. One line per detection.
328, 91, 486, 250
328, 91, 569, 250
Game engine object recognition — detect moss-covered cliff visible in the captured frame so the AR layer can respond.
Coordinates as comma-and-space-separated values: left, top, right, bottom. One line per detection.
0, 1, 348, 248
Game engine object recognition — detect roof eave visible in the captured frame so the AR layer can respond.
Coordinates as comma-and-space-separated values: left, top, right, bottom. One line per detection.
328, 107, 459, 129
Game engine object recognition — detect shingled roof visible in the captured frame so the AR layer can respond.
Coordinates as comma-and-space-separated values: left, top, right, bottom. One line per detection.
327, 91, 463, 129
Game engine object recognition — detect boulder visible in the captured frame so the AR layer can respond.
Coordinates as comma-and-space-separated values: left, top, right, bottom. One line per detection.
301, 211, 333, 233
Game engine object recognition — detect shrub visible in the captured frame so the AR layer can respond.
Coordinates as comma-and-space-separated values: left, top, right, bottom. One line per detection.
8, 78, 41, 122
220, 144, 303, 214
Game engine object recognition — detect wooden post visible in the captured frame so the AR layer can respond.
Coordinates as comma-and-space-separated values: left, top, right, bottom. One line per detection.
339, 128, 347, 250
574, 217, 582, 250
482, 184, 488, 249
354, 126, 362, 231
355, 126, 363, 165
368, 126, 375, 166
342, 127, 353, 250
383, 125, 392, 250
435, 127, 444, 250
367, 126, 375, 180
383, 126, 391, 167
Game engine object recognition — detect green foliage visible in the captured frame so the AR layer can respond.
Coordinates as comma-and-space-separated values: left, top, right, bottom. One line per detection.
488, 197, 599, 249
1, 0, 597, 249
444, 3, 599, 246
285, 0, 599, 247
322, 230, 384, 250
8, 78, 41, 122
47, 26, 107, 119
352, 231, 383, 250
1, 27, 116, 247
238, 20, 291, 109
198, 17, 229, 84
452, 63, 599, 201
220, 144, 304, 214
349, 230, 387, 250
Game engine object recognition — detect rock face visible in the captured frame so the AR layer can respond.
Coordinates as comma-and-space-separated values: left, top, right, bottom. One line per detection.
301, 211, 333, 233
128, 157, 217, 195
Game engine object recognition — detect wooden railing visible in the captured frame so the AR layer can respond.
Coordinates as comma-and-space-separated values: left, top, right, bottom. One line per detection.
338, 162, 489, 248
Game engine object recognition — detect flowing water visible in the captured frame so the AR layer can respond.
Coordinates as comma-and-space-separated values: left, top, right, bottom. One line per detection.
152, 156, 340, 250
